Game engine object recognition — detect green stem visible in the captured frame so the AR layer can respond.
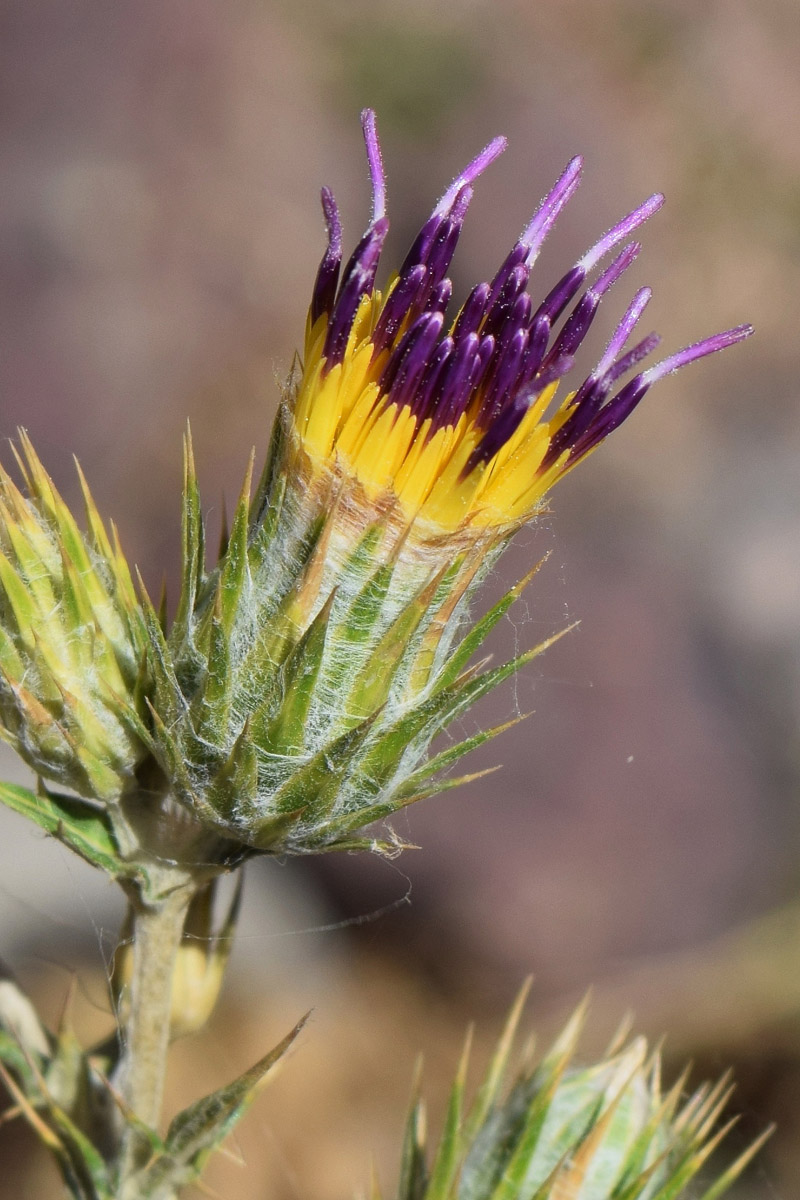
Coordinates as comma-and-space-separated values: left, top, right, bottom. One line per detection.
117, 878, 195, 1182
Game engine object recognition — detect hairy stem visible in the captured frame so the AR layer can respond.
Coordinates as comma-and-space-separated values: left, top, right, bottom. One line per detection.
117, 878, 195, 1181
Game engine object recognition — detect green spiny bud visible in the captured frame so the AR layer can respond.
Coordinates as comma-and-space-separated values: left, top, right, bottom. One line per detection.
0, 433, 148, 804
380, 988, 770, 1200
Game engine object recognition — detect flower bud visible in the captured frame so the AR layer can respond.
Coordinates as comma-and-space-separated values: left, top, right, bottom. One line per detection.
0, 434, 147, 803
384, 990, 770, 1200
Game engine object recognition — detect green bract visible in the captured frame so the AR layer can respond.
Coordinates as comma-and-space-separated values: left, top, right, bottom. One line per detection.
142, 426, 554, 855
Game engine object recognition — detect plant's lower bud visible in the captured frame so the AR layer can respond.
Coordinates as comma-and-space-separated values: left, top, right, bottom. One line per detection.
0, 434, 148, 803
113, 878, 240, 1039
382, 987, 770, 1200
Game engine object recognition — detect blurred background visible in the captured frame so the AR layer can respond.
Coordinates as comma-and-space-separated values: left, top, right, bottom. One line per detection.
1, 0, 799, 1195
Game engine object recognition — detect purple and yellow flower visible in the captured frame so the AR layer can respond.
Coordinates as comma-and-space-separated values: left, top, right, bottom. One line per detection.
290, 110, 750, 538
136, 110, 752, 857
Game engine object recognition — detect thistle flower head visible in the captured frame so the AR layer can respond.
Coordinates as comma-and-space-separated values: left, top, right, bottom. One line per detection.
135, 111, 752, 860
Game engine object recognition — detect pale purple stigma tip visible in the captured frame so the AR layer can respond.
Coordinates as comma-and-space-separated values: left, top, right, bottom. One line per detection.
320, 186, 342, 256
580, 193, 664, 274
521, 155, 584, 263
361, 108, 387, 222
596, 286, 652, 376
641, 323, 754, 384
592, 241, 640, 297
451, 184, 474, 224
434, 135, 508, 216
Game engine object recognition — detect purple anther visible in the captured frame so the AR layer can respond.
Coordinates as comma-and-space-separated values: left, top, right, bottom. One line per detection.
487, 242, 528, 308
638, 324, 754, 386
426, 279, 453, 315
579, 193, 664, 274
510, 290, 532, 331
423, 218, 464, 291
337, 214, 390, 296
451, 183, 474, 224
398, 213, 445, 277
361, 109, 387, 222
472, 335, 495, 390
478, 326, 529, 426
604, 333, 661, 386
431, 332, 481, 429
594, 287, 651, 379
534, 265, 586, 325
433, 135, 507, 218
322, 217, 389, 369
532, 352, 574, 393
518, 314, 551, 387
371, 264, 427, 355
541, 375, 611, 470
387, 312, 446, 411
568, 377, 651, 462
452, 282, 491, 341
567, 323, 753, 465
466, 390, 534, 473
520, 155, 583, 265
379, 311, 440, 396
543, 243, 639, 368
414, 337, 454, 420
310, 187, 344, 326
483, 264, 530, 337
476, 333, 496, 377
593, 241, 640, 297
485, 289, 530, 376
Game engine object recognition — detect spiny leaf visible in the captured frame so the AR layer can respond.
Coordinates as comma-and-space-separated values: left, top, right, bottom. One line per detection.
171, 428, 205, 651
696, 1124, 774, 1200
353, 630, 568, 801
216, 451, 254, 635
426, 1028, 472, 1200
15, 433, 96, 583
465, 980, 532, 1145
435, 561, 547, 694
0, 1056, 113, 1200
205, 722, 259, 820
0, 550, 36, 643
137, 569, 188, 727
348, 567, 451, 720
263, 590, 337, 753
136, 1014, 308, 1193
485, 999, 591, 1200
262, 710, 382, 830
316, 768, 499, 844
0, 1030, 46, 1098
312, 558, 395, 704
0, 781, 127, 878
249, 394, 290, 531
395, 714, 529, 798
191, 596, 233, 743
398, 1063, 428, 1200
239, 509, 327, 679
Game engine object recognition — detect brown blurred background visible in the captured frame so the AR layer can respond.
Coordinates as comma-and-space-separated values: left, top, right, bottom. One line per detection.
1, 0, 799, 1195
